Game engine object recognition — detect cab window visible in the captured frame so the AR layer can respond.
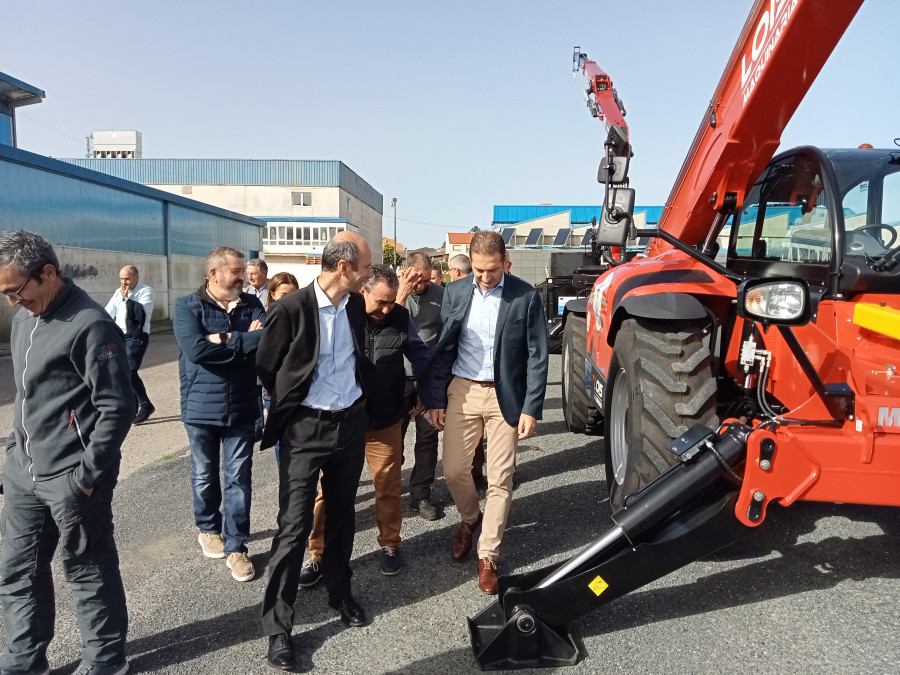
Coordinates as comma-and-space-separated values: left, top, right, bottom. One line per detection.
732, 156, 832, 264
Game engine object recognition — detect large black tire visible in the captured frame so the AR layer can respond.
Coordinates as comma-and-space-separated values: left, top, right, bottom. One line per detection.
603, 317, 718, 511
561, 314, 600, 434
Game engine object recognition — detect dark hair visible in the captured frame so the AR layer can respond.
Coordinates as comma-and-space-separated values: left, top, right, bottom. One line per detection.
0, 229, 60, 277
247, 258, 268, 273
449, 253, 472, 274
404, 250, 432, 271
363, 263, 399, 292
470, 231, 506, 258
207, 247, 244, 272
322, 238, 360, 272
267, 271, 299, 304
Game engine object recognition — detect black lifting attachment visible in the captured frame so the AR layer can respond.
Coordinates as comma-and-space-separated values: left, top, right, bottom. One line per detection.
468, 422, 753, 670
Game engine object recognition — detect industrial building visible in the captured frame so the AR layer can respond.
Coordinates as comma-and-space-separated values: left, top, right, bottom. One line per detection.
66, 152, 384, 277
0, 75, 264, 341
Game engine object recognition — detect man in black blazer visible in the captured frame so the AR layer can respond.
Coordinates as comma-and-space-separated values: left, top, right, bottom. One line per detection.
257, 231, 373, 670
428, 231, 549, 595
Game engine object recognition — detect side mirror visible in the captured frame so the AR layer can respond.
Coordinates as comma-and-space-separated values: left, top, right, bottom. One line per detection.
593, 187, 635, 246
597, 155, 629, 184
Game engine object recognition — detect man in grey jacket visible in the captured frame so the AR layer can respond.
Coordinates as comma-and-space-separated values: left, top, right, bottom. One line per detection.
0, 230, 136, 675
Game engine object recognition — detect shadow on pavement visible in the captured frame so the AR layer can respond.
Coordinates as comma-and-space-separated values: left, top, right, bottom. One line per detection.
570, 501, 900, 639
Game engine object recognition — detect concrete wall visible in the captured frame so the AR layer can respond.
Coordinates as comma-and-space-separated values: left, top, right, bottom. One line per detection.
0, 246, 206, 342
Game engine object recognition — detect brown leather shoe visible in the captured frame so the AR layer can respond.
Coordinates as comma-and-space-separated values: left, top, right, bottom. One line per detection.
478, 557, 498, 595
450, 513, 482, 561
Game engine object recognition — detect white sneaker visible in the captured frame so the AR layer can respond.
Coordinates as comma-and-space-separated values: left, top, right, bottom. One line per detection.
226, 552, 255, 582
198, 532, 226, 559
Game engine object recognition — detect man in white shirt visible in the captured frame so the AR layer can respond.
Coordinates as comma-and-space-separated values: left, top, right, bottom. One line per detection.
245, 258, 269, 308
258, 232, 374, 670
105, 265, 156, 423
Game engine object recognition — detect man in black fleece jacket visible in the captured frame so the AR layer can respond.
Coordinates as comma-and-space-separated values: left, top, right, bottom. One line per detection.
300, 264, 432, 579
0, 230, 135, 675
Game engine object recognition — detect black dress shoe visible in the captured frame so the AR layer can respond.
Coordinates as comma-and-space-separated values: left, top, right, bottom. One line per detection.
267, 632, 295, 670
134, 402, 155, 425
327, 594, 367, 627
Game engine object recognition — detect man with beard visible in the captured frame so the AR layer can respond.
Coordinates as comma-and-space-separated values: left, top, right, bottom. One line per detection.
174, 247, 265, 583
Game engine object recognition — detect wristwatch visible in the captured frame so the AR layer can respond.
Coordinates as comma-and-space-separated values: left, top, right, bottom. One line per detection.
218, 332, 228, 343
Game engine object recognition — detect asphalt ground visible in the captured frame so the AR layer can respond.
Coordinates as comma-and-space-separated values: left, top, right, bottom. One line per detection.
0, 333, 899, 674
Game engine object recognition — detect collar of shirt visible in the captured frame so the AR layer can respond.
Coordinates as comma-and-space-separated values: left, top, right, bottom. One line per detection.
314, 279, 349, 312
471, 274, 505, 297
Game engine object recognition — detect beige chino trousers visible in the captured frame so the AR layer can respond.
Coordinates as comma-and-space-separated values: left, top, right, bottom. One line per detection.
308, 420, 405, 557
443, 376, 519, 561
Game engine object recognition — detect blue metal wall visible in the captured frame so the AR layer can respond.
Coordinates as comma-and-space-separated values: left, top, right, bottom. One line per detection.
493, 204, 664, 225
65, 158, 384, 214
0, 145, 263, 257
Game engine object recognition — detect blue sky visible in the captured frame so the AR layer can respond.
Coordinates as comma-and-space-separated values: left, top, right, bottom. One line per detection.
3, 0, 896, 250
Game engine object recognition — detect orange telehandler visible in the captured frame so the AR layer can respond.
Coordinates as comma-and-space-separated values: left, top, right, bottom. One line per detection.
469, 0, 900, 669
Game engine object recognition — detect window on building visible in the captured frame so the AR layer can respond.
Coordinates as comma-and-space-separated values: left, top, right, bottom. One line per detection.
1, 112, 15, 146
292, 191, 312, 207
346, 197, 351, 215
181, 185, 193, 195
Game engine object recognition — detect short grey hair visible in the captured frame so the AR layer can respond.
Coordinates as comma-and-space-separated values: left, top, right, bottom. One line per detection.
207, 247, 244, 272
363, 263, 399, 292
449, 254, 471, 275
404, 250, 432, 271
246, 258, 268, 273
0, 229, 60, 277
322, 238, 360, 272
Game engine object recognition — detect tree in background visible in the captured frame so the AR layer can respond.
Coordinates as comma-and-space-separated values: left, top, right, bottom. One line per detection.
470, 226, 481, 233
383, 243, 404, 267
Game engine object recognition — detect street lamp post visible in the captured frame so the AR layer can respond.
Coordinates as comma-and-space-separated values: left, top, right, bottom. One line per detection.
391, 197, 398, 269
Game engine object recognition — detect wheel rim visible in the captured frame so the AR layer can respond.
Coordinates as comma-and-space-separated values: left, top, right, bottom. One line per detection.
609, 366, 629, 486
562, 340, 570, 403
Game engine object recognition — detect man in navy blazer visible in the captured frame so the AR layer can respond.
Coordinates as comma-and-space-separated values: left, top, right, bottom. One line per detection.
428, 231, 548, 594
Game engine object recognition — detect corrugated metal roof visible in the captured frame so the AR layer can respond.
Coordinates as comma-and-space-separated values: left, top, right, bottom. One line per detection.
493, 204, 664, 225
2, 145, 261, 226
62, 158, 383, 214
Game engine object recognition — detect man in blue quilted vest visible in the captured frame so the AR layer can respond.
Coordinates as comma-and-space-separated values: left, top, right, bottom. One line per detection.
174, 246, 266, 583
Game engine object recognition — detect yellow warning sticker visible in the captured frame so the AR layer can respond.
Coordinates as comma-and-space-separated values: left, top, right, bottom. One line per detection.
588, 575, 609, 596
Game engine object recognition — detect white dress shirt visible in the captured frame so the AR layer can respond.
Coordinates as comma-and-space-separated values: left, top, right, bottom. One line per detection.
301, 280, 361, 410
105, 282, 155, 334
451, 275, 505, 382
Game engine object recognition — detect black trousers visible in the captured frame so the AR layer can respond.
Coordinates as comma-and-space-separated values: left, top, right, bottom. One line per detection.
125, 332, 150, 406
0, 467, 127, 670
402, 381, 440, 501
261, 407, 367, 636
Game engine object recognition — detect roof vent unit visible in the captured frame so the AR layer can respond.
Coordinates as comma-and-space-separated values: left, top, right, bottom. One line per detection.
90, 130, 142, 158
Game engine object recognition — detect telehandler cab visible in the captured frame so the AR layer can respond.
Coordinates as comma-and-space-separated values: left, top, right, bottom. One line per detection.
469, 0, 900, 669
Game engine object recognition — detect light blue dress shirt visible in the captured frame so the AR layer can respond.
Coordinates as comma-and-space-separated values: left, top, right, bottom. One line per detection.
451, 275, 505, 382
301, 280, 361, 410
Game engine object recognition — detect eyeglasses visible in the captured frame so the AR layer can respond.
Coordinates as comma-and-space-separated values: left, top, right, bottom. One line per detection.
1, 277, 32, 301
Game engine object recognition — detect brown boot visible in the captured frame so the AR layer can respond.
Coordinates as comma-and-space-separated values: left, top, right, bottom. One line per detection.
477, 557, 498, 595
450, 513, 483, 561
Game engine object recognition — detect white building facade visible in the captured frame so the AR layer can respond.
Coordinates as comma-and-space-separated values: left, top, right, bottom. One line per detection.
63, 158, 384, 267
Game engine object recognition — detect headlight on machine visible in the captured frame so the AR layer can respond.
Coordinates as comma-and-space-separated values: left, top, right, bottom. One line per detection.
745, 282, 805, 320
736, 279, 811, 326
